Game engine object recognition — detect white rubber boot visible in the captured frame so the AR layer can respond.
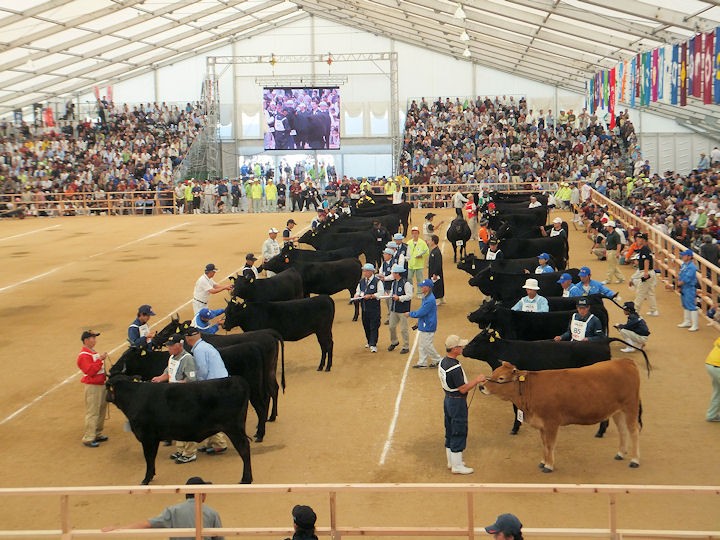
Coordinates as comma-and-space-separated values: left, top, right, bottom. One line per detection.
689, 310, 699, 332
677, 310, 691, 328
446, 448, 452, 470
450, 452, 474, 474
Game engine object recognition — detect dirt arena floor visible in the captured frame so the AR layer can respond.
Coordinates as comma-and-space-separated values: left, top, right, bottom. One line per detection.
0, 208, 719, 538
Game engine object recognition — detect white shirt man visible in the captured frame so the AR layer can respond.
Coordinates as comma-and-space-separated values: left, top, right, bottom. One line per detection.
262, 228, 281, 276
192, 263, 232, 315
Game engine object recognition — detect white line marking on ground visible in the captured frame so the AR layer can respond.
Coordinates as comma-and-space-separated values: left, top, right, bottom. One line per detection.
88, 222, 190, 258
0, 265, 67, 294
0, 265, 245, 427
0, 224, 60, 242
379, 328, 421, 466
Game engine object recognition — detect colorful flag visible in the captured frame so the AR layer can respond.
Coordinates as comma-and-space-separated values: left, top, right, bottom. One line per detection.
651, 48, 659, 102
603, 70, 609, 108
694, 34, 703, 98
636, 53, 642, 99
595, 72, 601, 110
689, 36, 695, 97
715, 27, 720, 105
107, 86, 113, 103
643, 52, 651, 106
630, 57, 637, 107
658, 47, 665, 101
704, 31, 714, 104
671, 44, 679, 105
609, 67, 616, 130
681, 41, 688, 106
588, 78, 594, 113
619, 61, 626, 102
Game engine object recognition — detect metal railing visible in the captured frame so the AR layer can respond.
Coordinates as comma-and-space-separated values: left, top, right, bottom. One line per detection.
0, 483, 717, 539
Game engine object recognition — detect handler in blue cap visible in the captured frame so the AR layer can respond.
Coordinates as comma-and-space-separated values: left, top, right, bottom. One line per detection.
192, 307, 226, 335
484, 513, 523, 539
533, 252, 554, 274
128, 304, 156, 350
569, 266, 618, 299
677, 248, 699, 332
556, 272, 573, 297
407, 278, 442, 368
354, 263, 382, 352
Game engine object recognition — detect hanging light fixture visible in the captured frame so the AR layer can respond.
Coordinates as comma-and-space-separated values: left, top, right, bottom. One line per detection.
454, 3, 466, 19
460, 30, 470, 41
462, 46, 471, 58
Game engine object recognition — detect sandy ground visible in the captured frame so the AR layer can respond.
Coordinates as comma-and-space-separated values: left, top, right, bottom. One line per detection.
0, 209, 718, 537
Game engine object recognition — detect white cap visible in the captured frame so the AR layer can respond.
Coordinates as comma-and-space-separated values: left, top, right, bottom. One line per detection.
553, 217, 562, 224
522, 278, 540, 290
445, 335, 469, 349
605, 221, 616, 228
268, 227, 278, 234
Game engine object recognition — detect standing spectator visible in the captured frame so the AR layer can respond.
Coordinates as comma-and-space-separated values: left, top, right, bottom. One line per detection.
630, 233, 659, 316
284, 505, 318, 540
511, 278, 549, 312
290, 179, 303, 212
151, 334, 198, 463
465, 194, 478, 243
262, 228, 281, 276
249, 178, 262, 213
128, 304, 157, 350
407, 279, 442, 368
677, 249, 699, 332
711, 146, 720, 165
102, 476, 223, 537
406, 226, 429, 297
451, 187, 467, 218
192, 308, 226, 335
422, 212, 443, 244
388, 263, 413, 354
614, 301, 650, 353
265, 179, 278, 212
428, 234, 445, 305
283, 219, 298, 245
202, 180, 216, 214
603, 221, 625, 284
438, 334, 486, 474
354, 263, 382, 353
554, 297, 605, 342
304, 180, 320, 212
230, 179, 242, 213
77, 330, 109, 448
184, 327, 228, 455
484, 513, 524, 540
193, 264, 233, 315
704, 337, 720, 422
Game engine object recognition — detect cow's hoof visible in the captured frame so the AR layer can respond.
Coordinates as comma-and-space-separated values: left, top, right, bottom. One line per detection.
538, 462, 545, 469
254, 436, 263, 443
541, 466, 553, 473
509, 429, 519, 435
317, 365, 324, 372
141, 479, 151, 485
629, 461, 640, 468
240, 478, 253, 484
324, 366, 331, 372
614, 454, 624, 461
595, 432, 605, 438
352, 317, 358, 322
268, 416, 277, 422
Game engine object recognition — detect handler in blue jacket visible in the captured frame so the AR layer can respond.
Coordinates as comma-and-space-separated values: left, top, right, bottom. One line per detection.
569, 266, 618, 299
554, 297, 604, 342
192, 308, 225, 335
128, 304, 157, 350
677, 249, 699, 332
407, 278, 442, 368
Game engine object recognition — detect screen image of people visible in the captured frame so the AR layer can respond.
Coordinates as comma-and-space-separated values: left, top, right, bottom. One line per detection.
263, 87, 340, 150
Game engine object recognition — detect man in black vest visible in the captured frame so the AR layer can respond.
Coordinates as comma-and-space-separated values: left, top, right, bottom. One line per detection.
354, 263, 382, 353
388, 264, 413, 354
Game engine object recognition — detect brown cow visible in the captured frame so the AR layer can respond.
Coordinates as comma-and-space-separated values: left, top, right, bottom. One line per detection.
481, 359, 642, 472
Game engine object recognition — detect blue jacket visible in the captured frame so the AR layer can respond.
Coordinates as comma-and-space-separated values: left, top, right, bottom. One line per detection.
128, 318, 152, 350
409, 292, 438, 332
569, 279, 617, 299
192, 308, 225, 334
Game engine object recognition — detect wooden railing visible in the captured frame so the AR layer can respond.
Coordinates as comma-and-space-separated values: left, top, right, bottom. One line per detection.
404, 181, 555, 208
590, 190, 720, 328
0, 483, 717, 539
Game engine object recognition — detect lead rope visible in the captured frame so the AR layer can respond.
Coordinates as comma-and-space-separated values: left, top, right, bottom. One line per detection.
466, 385, 478, 409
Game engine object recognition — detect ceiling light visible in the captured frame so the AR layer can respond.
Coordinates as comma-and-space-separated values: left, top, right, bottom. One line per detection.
463, 46, 471, 58
454, 4, 466, 19
460, 30, 470, 41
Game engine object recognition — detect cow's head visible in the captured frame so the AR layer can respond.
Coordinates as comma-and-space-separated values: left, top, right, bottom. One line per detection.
105, 373, 141, 403
467, 300, 497, 325
223, 297, 248, 331
152, 315, 181, 348
480, 361, 526, 395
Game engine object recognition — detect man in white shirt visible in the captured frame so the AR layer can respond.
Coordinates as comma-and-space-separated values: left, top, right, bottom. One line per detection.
192, 263, 232, 315
262, 228, 281, 276
711, 146, 720, 165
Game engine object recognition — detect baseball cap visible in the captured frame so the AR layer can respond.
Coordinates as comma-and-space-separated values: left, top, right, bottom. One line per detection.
184, 327, 201, 336
577, 297, 590, 306
205, 263, 218, 273
605, 220, 616, 227
522, 278, 540, 290
165, 334, 184, 345
386, 241, 398, 249
556, 273, 572, 284
81, 330, 100, 341
198, 308, 212, 319
680, 249, 694, 257
246, 253, 258, 261
445, 335, 469, 349
186, 476, 212, 485
268, 227, 279, 234
488, 238, 498, 245
425, 212, 436, 219
622, 301, 636, 313
485, 513, 522, 536
287, 219, 296, 225
393, 233, 404, 240
362, 263, 375, 271
578, 266, 592, 277
383, 248, 395, 256
635, 232, 648, 240
138, 304, 156, 316
537, 252, 550, 260
411, 226, 420, 232
553, 217, 562, 224
391, 264, 406, 273
419, 278, 434, 288
292, 505, 317, 529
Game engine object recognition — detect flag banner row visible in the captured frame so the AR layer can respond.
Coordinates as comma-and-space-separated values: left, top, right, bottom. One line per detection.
587, 29, 720, 115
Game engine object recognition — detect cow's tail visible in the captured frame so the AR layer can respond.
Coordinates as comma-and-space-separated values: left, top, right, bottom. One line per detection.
607, 337, 652, 377
638, 400, 643, 431
279, 334, 286, 392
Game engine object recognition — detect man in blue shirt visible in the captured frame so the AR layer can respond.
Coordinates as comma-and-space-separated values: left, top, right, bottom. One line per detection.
128, 304, 157, 350
192, 308, 225, 335
184, 327, 228, 455
407, 279, 442, 368
569, 266, 618, 299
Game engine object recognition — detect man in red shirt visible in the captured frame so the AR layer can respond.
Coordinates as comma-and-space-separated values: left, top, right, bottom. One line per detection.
77, 330, 109, 448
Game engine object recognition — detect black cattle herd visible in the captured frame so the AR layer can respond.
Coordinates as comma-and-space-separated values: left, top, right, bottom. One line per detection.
105, 191, 648, 483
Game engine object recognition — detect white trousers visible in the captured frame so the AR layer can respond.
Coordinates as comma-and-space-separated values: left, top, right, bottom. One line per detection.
417, 331, 442, 366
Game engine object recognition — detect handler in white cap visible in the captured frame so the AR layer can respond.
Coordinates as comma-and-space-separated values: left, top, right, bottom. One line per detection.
511, 278, 549, 312
262, 228, 281, 276
603, 220, 625, 284
354, 263, 382, 352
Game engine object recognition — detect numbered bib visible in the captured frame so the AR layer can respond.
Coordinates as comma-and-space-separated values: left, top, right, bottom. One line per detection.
570, 318, 588, 341
456, 240, 464, 246
516, 409, 524, 423
522, 301, 537, 312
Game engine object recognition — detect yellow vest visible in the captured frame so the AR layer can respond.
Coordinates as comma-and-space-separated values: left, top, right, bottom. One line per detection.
407, 238, 429, 270
705, 337, 720, 367
265, 183, 277, 200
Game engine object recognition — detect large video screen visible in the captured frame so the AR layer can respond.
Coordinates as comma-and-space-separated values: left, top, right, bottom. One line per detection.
263, 87, 340, 151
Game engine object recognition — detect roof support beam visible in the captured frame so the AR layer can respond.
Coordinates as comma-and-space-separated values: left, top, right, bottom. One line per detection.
0, 0, 75, 31
581, 0, 717, 33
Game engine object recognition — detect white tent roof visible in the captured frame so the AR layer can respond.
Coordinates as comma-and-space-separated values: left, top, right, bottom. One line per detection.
2, 0, 720, 133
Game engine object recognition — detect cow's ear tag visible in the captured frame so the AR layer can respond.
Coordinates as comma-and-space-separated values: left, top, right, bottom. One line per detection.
141, 350, 147, 357
489, 336, 495, 342
489, 276, 494, 280
519, 375, 526, 382
249, 277, 254, 283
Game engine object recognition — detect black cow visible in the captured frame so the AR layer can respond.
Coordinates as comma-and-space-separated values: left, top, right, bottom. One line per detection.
231, 267, 304, 301
469, 268, 581, 301
495, 221, 543, 240
467, 300, 609, 340
498, 236, 569, 269
489, 210, 547, 231
457, 254, 560, 276
106, 374, 252, 485
446, 217, 472, 262
353, 201, 412, 234
317, 213, 400, 235
298, 230, 379, 266
463, 329, 650, 436
224, 295, 336, 371
269, 244, 361, 265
